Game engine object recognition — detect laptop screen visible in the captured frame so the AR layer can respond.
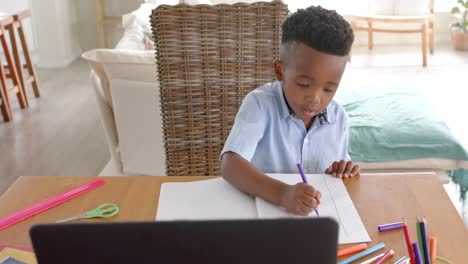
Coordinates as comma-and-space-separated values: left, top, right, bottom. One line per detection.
30, 218, 338, 264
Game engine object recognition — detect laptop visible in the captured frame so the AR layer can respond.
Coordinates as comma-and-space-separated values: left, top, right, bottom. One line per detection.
30, 218, 338, 264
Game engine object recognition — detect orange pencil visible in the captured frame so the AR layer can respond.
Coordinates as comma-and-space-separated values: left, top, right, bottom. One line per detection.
429, 236, 437, 263
338, 243, 368, 257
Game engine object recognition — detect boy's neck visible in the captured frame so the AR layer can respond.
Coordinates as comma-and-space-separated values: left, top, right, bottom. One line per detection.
303, 118, 314, 131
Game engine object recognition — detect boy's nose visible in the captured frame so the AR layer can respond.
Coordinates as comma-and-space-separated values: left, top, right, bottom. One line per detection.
306, 93, 321, 105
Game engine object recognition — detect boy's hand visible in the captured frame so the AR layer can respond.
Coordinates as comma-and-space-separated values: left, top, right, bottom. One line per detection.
326, 160, 360, 179
280, 183, 321, 216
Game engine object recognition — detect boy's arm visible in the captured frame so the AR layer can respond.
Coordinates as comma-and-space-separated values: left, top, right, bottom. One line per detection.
221, 152, 321, 216
221, 152, 288, 206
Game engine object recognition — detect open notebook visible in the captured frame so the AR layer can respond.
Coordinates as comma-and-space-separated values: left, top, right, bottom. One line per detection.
156, 174, 370, 244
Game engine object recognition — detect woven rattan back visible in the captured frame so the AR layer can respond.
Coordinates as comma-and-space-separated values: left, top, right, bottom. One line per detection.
151, 0, 288, 176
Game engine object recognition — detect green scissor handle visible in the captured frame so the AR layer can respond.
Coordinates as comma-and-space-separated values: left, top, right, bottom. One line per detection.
85, 203, 119, 219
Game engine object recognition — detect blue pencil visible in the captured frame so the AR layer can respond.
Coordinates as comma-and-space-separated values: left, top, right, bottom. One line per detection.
420, 217, 431, 264
296, 163, 319, 216
338, 243, 386, 264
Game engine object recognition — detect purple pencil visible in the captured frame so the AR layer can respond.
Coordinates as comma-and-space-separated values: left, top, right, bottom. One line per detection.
378, 221, 404, 232
413, 242, 423, 264
296, 163, 319, 217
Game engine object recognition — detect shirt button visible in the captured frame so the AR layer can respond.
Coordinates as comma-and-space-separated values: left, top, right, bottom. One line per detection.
304, 138, 309, 144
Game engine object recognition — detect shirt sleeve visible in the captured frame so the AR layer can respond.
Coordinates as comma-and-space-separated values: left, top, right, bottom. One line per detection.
220, 92, 267, 162
342, 111, 352, 161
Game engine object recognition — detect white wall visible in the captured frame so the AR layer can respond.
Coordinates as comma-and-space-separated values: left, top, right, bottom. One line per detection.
31, 0, 81, 68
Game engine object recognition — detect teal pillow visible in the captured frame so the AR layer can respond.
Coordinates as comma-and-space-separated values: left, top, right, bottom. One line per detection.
335, 86, 468, 163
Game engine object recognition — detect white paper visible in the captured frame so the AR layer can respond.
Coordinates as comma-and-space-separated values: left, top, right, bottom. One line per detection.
156, 178, 257, 220
255, 174, 371, 244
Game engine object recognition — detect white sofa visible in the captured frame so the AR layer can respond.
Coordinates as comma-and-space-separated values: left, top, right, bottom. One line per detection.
82, 3, 165, 176
83, 48, 164, 176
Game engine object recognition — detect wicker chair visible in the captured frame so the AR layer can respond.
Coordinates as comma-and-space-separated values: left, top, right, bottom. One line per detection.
150, 0, 289, 176
350, 0, 434, 66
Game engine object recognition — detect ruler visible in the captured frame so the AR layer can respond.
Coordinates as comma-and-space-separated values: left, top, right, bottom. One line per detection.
0, 178, 106, 231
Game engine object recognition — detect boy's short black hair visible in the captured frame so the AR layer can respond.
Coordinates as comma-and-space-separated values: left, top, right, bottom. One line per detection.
281, 6, 354, 56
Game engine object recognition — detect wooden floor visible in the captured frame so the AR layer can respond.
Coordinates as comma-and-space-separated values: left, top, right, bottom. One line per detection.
0, 59, 109, 195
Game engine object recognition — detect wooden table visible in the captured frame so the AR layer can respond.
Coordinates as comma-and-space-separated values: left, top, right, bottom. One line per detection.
0, 174, 467, 262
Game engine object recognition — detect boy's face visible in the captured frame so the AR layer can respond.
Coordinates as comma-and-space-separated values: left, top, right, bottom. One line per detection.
273, 42, 348, 128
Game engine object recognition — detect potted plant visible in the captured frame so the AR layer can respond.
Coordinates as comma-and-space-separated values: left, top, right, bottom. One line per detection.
451, 0, 468, 50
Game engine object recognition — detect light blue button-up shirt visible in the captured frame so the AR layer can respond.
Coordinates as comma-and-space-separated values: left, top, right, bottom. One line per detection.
221, 81, 350, 174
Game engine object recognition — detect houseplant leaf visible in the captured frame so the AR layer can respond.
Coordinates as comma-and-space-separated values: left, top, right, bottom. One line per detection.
463, 21, 468, 29
451, 6, 461, 14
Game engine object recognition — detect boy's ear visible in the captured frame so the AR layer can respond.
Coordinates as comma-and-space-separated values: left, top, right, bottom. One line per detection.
273, 59, 283, 81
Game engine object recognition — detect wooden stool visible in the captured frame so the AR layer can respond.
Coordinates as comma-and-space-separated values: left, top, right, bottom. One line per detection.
0, 81, 12, 122
0, 15, 28, 120
7, 10, 40, 103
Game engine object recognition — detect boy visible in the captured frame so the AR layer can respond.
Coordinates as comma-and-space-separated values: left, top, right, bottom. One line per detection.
221, 6, 359, 216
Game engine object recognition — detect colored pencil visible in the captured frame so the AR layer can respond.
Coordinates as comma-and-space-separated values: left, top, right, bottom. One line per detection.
338, 243, 368, 257
420, 217, 431, 264
413, 242, 423, 264
429, 237, 437, 264
378, 221, 404, 232
395, 256, 410, 264
403, 221, 416, 264
357, 252, 385, 264
296, 163, 319, 216
375, 249, 394, 264
338, 243, 385, 264
416, 219, 425, 264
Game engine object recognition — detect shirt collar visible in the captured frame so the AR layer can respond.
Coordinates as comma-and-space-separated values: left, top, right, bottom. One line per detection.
277, 81, 291, 120
317, 107, 332, 125
276, 81, 334, 125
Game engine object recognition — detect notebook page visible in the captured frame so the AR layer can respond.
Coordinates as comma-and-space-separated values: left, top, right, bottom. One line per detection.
156, 178, 257, 220
255, 174, 371, 244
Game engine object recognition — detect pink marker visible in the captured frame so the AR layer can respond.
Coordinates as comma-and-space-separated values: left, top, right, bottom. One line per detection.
375, 249, 394, 264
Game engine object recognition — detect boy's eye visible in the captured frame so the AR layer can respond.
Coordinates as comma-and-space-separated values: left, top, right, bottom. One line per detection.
324, 88, 335, 93
296, 82, 309, 88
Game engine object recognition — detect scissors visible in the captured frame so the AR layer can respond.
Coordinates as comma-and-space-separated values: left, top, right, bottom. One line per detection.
56, 203, 119, 223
